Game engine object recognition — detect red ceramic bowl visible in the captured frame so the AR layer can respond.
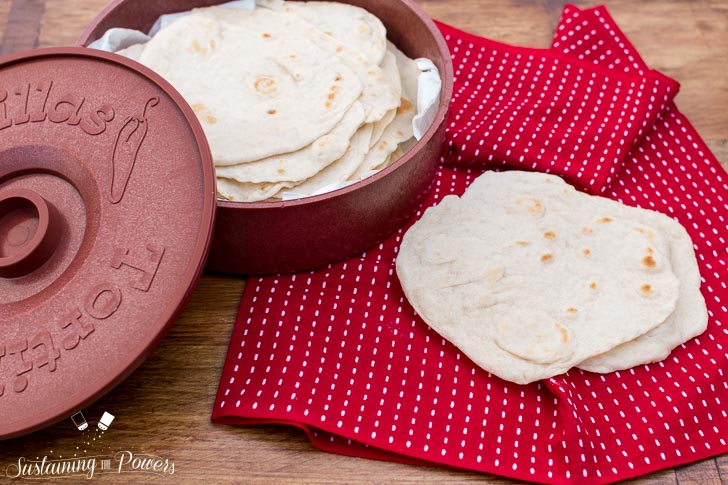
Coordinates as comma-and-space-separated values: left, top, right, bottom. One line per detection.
79, 0, 453, 275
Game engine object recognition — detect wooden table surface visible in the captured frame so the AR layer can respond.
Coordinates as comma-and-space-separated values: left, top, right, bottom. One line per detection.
1, 0, 726, 483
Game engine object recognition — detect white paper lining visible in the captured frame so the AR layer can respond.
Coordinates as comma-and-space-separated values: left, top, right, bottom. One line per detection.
88, 0, 442, 200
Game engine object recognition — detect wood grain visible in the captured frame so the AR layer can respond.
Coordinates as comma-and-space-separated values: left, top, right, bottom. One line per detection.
1, 1, 727, 483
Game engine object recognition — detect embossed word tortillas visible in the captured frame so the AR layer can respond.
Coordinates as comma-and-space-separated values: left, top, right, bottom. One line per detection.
396, 171, 707, 384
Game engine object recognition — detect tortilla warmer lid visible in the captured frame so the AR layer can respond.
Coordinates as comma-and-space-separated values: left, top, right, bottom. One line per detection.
0, 47, 216, 439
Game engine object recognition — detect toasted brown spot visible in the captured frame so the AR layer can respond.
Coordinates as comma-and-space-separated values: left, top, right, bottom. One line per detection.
254, 76, 277, 95
598, 217, 613, 223
318, 139, 331, 148
335, 76, 342, 82
646, 247, 654, 255
379, 141, 389, 150
357, 24, 368, 34
540, 253, 553, 262
642, 256, 656, 268
516, 196, 544, 217
544, 231, 557, 240
205, 114, 217, 124
324, 31, 333, 36
397, 130, 404, 137
641, 284, 652, 294
336, 46, 343, 52
567, 308, 578, 314
582, 227, 593, 234
277, 169, 285, 175
557, 324, 569, 343
188, 39, 204, 54
262, 33, 271, 38
589, 282, 597, 290
191, 103, 206, 112
289, 54, 297, 59
397, 98, 414, 116
516, 241, 530, 247
582, 249, 591, 256
210, 39, 216, 49
267, 109, 277, 115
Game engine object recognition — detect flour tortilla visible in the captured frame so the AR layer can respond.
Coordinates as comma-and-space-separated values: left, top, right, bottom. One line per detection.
200, 6, 398, 123
215, 102, 365, 183
396, 171, 683, 384
217, 178, 295, 203
350, 44, 418, 178
578, 212, 707, 373
288, 123, 373, 196
367, 50, 402, 147
272, 1, 387, 64
350, 96, 415, 180
138, 13, 362, 165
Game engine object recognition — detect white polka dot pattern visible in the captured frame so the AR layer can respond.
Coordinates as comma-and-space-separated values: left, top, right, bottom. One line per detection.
213, 6, 728, 484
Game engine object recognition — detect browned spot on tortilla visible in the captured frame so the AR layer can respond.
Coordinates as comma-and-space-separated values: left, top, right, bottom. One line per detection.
357, 24, 368, 34
324, 31, 333, 36
582, 249, 591, 256
335, 75, 342, 82
336, 46, 343, 52
191, 103, 206, 112
516, 241, 530, 247
566, 308, 578, 313
267, 109, 277, 115
379, 140, 389, 151
544, 231, 557, 239
641, 284, 652, 294
646, 247, 654, 255
642, 255, 656, 268
598, 217, 613, 223
205, 114, 217, 124
540, 253, 553, 262
582, 227, 593, 234
188, 39, 204, 54
318, 139, 331, 148
262, 33, 272, 39
397, 98, 414, 115
589, 282, 597, 290
289, 54, 296, 59
516, 196, 544, 216
277, 169, 285, 175
210, 39, 216, 49
557, 324, 569, 343
254, 77, 277, 95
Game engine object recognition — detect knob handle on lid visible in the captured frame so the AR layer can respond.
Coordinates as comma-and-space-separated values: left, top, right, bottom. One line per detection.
0, 188, 61, 278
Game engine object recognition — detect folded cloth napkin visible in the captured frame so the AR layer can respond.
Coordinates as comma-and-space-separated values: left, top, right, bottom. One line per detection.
213, 5, 728, 484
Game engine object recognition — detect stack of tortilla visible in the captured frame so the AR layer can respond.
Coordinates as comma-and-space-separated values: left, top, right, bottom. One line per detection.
117, 1, 420, 202
396, 171, 708, 385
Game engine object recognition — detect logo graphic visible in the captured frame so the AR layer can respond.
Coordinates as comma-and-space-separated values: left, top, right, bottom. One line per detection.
70, 412, 88, 431
5, 411, 175, 480
97, 412, 114, 431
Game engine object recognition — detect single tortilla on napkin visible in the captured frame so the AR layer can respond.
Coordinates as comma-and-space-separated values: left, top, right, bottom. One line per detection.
138, 13, 363, 165
396, 171, 687, 385
577, 211, 707, 373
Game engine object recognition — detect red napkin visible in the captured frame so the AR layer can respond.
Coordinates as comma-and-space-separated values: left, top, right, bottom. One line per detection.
213, 6, 728, 484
